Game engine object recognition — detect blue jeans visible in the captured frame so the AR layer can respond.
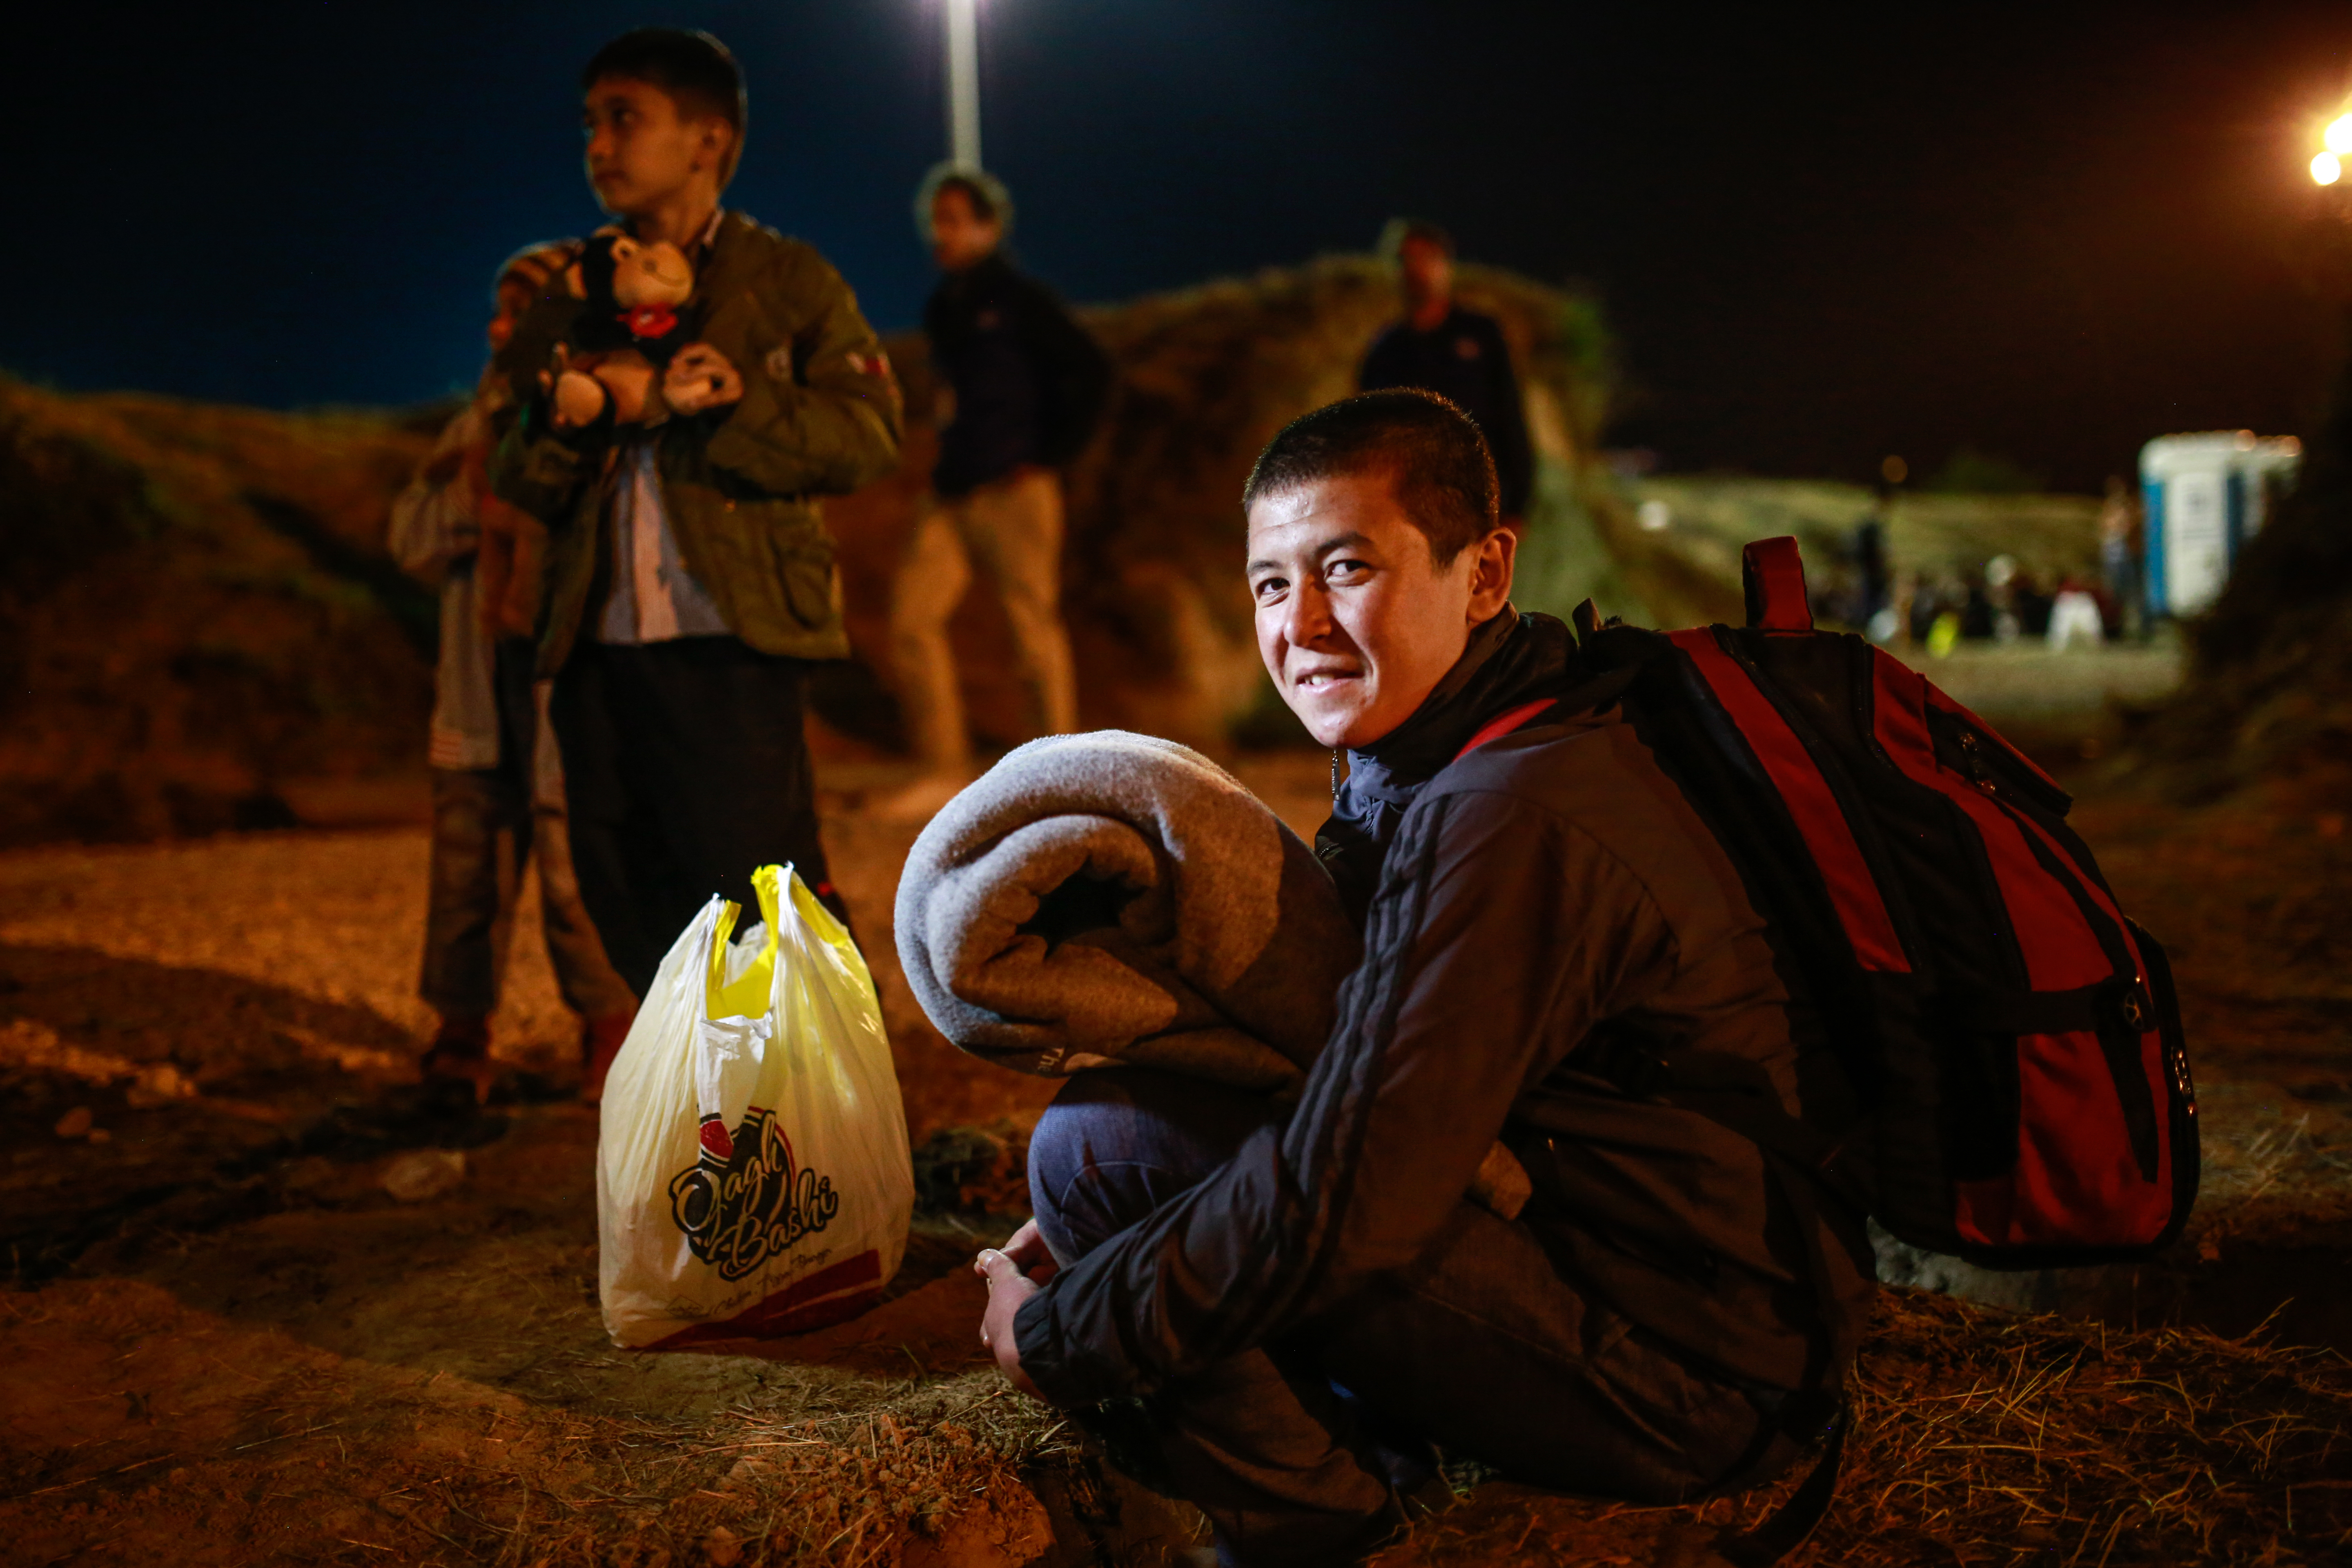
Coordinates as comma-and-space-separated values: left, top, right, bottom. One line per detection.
1029, 1068, 1781, 1566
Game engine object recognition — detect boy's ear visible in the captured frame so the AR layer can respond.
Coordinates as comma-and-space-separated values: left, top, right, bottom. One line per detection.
698, 117, 739, 182
1468, 528, 1517, 621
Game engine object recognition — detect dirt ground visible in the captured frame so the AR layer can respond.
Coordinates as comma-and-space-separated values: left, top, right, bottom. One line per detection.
4, 744, 2350, 1566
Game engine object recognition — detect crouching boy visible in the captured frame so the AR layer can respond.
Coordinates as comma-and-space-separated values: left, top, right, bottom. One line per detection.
971, 389, 1874, 1565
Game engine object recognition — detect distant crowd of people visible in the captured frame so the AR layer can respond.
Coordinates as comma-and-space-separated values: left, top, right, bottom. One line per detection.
1834, 474, 2149, 655
389, 27, 1537, 1100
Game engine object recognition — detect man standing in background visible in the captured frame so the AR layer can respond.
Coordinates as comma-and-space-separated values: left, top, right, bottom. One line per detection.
882, 166, 1111, 820
493, 28, 902, 998
2098, 474, 2144, 641
1359, 219, 1535, 535
390, 245, 636, 1102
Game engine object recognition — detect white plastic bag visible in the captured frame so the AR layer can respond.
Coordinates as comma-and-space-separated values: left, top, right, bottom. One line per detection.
597, 864, 913, 1349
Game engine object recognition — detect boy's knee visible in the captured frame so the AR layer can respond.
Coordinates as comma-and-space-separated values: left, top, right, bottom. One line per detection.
1025, 1088, 1125, 1254
1027, 1070, 1282, 1264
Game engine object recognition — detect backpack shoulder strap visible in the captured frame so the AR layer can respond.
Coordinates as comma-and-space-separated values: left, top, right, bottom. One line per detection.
1743, 537, 1814, 632
1452, 654, 1659, 764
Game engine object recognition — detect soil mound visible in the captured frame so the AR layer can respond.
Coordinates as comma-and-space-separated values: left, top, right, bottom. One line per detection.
0, 379, 437, 846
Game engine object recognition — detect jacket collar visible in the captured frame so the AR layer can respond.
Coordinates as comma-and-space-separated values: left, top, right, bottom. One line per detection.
619, 207, 729, 270
1314, 607, 1581, 922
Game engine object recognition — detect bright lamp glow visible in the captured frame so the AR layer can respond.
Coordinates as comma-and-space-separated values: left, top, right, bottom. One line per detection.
2328, 114, 2352, 155
2316, 150, 2344, 187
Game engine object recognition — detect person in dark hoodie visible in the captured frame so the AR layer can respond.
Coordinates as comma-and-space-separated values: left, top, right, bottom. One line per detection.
968, 389, 1873, 1566
882, 165, 1112, 819
1359, 219, 1535, 533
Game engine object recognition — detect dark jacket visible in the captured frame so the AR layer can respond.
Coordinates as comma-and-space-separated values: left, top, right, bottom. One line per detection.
1014, 609, 1874, 1408
926, 252, 1111, 497
1360, 306, 1536, 518
491, 212, 904, 672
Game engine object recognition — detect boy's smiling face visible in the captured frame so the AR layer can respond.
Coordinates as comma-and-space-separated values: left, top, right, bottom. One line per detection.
581, 77, 729, 217
1245, 470, 1514, 749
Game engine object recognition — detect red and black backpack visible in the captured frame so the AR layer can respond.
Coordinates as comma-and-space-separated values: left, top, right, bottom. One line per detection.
1541, 537, 2199, 1268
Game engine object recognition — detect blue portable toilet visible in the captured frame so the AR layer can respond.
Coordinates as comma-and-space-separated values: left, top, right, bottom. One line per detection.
2140, 432, 2302, 618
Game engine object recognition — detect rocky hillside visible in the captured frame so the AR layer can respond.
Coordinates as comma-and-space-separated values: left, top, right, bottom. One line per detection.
0, 254, 1621, 845
0, 382, 437, 846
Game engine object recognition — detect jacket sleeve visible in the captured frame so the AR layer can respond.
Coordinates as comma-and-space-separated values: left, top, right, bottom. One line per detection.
486, 291, 602, 532
1358, 324, 1406, 392
1013, 788, 1673, 1406
388, 476, 477, 586
1016, 278, 1112, 466
1484, 321, 1536, 519
488, 399, 600, 532
389, 409, 484, 584
702, 248, 904, 498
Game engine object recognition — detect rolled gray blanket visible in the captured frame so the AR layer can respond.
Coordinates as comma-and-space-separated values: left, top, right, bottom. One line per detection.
893, 731, 1359, 1091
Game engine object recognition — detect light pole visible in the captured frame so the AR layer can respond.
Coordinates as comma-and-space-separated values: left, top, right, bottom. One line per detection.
944, 0, 982, 169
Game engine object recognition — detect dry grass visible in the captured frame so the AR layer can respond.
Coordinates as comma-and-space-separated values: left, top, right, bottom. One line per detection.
449, 1372, 1081, 1568
1397, 1288, 2352, 1568
1804, 1290, 2352, 1564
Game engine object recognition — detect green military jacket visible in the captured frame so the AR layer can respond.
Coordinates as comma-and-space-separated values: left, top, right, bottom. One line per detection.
490, 211, 903, 672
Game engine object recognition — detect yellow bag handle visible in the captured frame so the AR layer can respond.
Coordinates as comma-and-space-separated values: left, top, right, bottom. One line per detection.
706, 864, 786, 1020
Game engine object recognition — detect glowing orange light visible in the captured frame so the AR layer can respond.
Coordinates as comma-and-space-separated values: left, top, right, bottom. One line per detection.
2328, 114, 2352, 156
2316, 150, 2344, 187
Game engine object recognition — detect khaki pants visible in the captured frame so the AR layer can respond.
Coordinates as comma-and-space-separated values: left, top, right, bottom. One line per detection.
889, 466, 1078, 770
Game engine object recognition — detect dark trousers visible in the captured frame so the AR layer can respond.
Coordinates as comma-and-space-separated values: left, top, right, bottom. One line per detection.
550, 637, 840, 1001
420, 639, 635, 1024
1028, 1069, 1782, 1567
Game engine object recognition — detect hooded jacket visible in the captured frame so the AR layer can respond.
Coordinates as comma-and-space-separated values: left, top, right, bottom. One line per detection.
1014, 608, 1874, 1408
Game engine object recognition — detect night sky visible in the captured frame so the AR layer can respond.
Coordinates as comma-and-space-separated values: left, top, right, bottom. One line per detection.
8, 1, 2351, 490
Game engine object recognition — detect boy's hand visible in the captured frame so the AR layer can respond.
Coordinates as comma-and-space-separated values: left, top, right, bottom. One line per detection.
999, 1217, 1059, 1283
664, 342, 744, 415
590, 354, 659, 425
975, 1220, 1057, 1399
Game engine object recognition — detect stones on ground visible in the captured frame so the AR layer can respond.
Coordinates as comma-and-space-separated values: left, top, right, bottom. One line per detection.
53, 1105, 94, 1138
381, 1148, 466, 1203
700, 1526, 743, 1566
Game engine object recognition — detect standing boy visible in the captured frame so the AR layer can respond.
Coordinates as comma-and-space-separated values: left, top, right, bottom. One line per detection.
883, 165, 1110, 818
492, 28, 902, 998
390, 247, 636, 1100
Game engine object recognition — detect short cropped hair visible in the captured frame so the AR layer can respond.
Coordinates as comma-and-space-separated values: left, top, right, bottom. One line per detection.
1376, 216, 1456, 261
584, 29, 748, 184
913, 162, 1015, 240
1243, 389, 1500, 566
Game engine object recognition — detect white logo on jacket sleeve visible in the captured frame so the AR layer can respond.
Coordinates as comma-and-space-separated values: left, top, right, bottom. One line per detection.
764, 344, 793, 383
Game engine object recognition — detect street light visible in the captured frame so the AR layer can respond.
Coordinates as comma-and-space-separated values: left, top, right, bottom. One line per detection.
944, 0, 982, 169
2314, 107, 2352, 186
